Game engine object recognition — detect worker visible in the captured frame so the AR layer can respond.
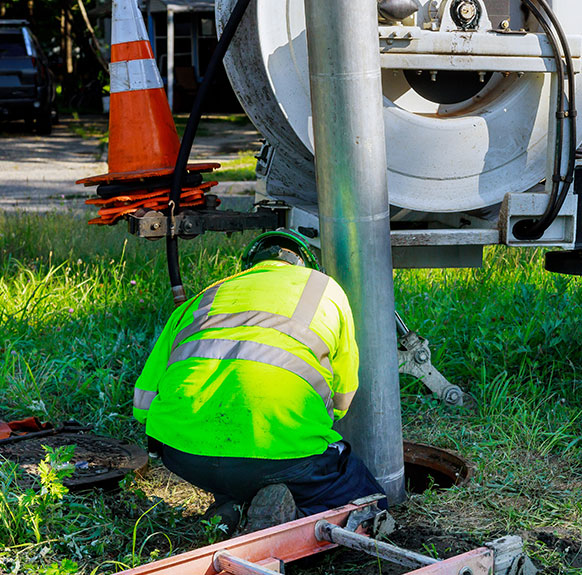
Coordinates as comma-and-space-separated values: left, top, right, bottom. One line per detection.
133, 229, 387, 533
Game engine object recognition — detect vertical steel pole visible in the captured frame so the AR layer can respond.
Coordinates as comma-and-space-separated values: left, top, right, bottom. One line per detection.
304, 0, 406, 504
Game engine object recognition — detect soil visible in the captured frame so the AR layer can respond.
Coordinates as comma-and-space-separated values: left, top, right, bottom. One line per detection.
0, 431, 148, 490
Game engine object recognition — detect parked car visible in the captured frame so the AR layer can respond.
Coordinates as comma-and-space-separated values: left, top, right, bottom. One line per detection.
0, 19, 56, 134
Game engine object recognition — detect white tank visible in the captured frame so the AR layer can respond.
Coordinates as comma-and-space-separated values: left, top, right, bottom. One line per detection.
216, 0, 582, 215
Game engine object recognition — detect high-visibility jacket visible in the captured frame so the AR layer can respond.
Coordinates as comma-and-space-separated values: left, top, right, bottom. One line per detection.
133, 260, 359, 459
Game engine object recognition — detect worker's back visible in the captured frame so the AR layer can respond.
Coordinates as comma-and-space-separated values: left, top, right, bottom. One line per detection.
134, 260, 359, 459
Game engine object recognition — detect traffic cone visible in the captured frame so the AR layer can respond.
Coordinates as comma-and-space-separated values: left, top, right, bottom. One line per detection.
79, 0, 184, 183
77, 0, 220, 224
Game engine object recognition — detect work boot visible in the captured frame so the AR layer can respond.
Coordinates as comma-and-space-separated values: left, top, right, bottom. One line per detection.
243, 483, 297, 533
202, 499, 242, 536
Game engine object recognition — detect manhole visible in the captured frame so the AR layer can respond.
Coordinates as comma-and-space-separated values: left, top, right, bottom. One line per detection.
403, 440, 472, 493
0, 427, 148, 491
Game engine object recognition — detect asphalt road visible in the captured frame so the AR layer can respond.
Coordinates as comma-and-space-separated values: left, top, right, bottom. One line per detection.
0, 116, 260, 213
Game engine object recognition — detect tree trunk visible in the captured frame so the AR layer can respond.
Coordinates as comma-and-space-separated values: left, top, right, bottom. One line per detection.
65, 3, 73, 75
77, 0, 108, 73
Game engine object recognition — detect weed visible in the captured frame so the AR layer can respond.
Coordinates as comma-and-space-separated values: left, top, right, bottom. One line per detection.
199, 515, 229, 545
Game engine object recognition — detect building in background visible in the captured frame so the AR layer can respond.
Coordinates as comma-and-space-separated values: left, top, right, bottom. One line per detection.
95, 0, 240, 112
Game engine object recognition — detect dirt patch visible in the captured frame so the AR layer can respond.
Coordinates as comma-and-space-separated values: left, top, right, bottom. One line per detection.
527, 529, 582, 571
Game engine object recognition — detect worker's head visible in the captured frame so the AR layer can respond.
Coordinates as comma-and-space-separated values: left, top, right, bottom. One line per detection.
241, 229, 322, 271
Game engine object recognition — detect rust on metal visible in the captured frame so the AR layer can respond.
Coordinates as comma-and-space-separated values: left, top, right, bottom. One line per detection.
403, 440, 473, 491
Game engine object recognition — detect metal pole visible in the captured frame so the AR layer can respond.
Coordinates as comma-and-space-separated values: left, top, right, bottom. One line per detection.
314, 521, 437, 570
304, 0, 406, 504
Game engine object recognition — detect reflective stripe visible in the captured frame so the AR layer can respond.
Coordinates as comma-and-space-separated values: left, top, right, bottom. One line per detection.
134, 388, 157, 411
172, 284, 222, 353
172, 310, 332, 373
167, 338, 334, 419
110, 59, 164, 94
112, 0, 149, 45
333, 390, 356, 411
293, 271, 330, 326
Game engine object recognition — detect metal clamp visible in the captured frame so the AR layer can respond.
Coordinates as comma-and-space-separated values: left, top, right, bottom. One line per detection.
396, 312, 465, 406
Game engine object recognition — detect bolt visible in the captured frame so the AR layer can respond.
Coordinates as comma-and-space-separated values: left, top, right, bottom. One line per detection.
151, 222, 160, 231
500, 19, 510, 30
457, 1, 477, 22
478, 71, 486, 83
184, 221, 193, 232
414, 349, 429, 363
444, 387, 462, 405
502, 71, 511, 77
430, 70, 438, 82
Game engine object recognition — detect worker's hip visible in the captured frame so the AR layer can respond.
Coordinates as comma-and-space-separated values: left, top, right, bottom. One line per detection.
160, 440, 387, 515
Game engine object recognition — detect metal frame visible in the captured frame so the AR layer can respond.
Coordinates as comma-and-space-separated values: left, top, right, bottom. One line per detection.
116, 499, 521, 575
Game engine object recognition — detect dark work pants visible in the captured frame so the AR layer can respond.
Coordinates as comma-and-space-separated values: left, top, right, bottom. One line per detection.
161, 441, 388, 516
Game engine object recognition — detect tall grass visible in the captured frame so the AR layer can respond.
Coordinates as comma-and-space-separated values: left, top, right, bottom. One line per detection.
1, 211, 581, 573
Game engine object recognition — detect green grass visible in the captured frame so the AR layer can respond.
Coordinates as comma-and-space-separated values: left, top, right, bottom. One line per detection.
1, 212, 581, 573
212, 151, 257, 182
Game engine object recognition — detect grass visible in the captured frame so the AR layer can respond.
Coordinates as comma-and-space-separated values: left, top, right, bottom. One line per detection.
212, 151, 257, 182
1, 212, 581, 573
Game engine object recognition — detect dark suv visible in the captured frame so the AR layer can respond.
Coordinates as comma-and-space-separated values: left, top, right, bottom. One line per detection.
0, 20, 55, 134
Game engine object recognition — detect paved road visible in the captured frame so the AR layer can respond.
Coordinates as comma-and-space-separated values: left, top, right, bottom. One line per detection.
0, 116, 260, 213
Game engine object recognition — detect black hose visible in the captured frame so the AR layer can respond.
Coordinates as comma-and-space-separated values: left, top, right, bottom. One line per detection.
513, 0, 577, 240
532, 0, 577, 224
166, 0, 252, 306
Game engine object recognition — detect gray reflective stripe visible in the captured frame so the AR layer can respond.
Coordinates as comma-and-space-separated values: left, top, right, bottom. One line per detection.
171, 310, 333, 374
110, 59, 163, 93
333, 389, 356, 411
112, 0, 149, 44
133, 388, 157, 411
292, 271, 330, 326
167, 338, 334, 419
172, 284, 222, 353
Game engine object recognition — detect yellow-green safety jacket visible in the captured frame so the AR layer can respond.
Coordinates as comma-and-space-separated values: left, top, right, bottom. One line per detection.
133, 260, 359, 459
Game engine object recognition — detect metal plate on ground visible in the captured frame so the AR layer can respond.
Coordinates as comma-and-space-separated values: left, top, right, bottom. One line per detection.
0, 430, 148, 491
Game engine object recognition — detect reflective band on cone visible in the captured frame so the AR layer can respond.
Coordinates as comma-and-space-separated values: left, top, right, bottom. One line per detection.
77, 0, 220, 226
78, 0, 182, 182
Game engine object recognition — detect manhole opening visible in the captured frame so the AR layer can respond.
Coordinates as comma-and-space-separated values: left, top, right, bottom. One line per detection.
403, 440, 472, 494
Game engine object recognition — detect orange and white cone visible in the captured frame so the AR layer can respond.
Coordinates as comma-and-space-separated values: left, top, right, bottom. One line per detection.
78, 0, 215, 184
77, 0, 220, 224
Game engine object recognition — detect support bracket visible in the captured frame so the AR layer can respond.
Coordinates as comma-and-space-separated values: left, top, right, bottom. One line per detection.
396, 313, 465, 406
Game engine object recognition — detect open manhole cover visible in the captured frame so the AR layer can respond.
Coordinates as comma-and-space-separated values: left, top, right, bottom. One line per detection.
0, 428, 148, 491
403, 440, 473, 492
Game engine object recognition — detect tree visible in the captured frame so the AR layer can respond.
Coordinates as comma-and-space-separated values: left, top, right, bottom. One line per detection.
1, 0, 109, 108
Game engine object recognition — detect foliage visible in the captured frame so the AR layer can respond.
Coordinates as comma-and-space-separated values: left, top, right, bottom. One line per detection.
0, 212, 581, 573
199, 515, 229, 545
